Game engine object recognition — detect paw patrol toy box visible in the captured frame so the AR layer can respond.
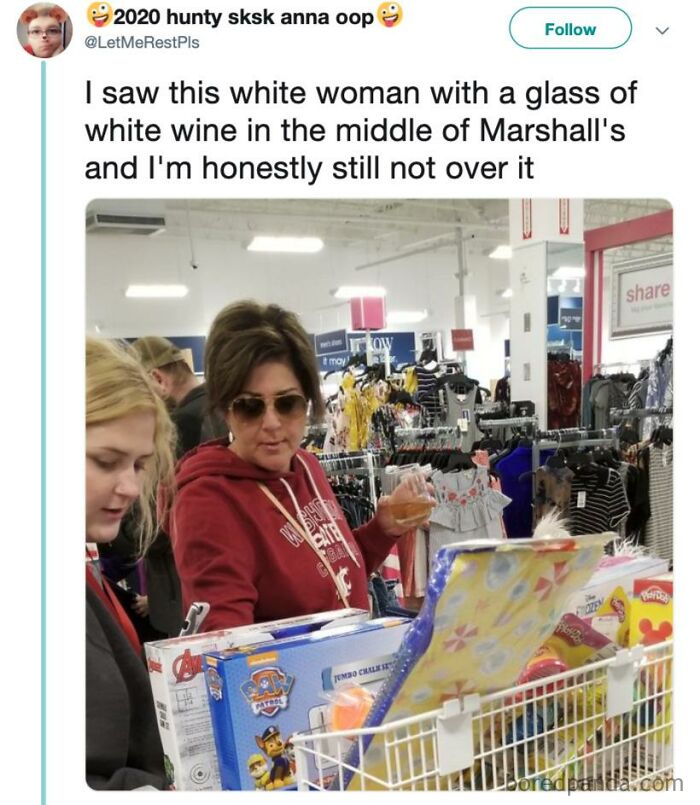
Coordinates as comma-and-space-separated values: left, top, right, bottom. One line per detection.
203, 617, 411, 790
144, 608, 368, 790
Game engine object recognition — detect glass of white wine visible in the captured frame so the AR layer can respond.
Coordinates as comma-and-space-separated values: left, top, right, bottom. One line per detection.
385, 466, 436, 526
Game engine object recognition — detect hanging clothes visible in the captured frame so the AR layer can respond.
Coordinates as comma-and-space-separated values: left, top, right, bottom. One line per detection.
642, 441, 673, 563
547, 357, 582, 429
428, 466, 511, 560
566, 467, 630, 536
494, 375, 511, 405
443, 384, 484, 451
494, 444, 553, 538
643, 343, 673, 440
414, 364, 441, 425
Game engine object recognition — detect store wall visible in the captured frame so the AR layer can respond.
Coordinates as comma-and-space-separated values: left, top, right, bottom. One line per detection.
86, 233, 510, 382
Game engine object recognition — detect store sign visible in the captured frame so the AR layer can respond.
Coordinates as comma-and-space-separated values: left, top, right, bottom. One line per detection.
610, 255, 673, 339
559, 199, 570, 235
347, 331, 416, 365
314, 329, 348, 356
451, 329, 475, 351
522, 199, 533, 240
316, 331, 417, 372
559, 308, 583, 330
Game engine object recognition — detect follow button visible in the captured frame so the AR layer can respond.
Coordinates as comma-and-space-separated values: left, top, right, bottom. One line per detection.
510, 7, 632, 49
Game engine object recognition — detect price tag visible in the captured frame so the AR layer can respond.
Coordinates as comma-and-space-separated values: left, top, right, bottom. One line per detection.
458, 418, 470, 433
577, 491, 586, 509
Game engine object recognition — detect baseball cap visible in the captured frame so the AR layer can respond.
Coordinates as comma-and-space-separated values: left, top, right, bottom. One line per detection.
132, 336, 186, 371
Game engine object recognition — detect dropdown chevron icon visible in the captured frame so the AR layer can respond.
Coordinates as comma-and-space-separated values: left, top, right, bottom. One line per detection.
656, 26, 669, 35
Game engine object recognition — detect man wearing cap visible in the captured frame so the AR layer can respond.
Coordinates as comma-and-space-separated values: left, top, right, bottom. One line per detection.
126, 336, 227, 637
132, 336, 227, 457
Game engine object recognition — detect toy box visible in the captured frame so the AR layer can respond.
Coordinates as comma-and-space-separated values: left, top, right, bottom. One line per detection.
630, 574, 673, 647
144, 608, 368, 790
563, 554, 668, 646
204, 617, 410, 790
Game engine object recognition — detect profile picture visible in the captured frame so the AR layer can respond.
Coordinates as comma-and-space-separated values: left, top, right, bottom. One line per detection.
18, 3, 72, 58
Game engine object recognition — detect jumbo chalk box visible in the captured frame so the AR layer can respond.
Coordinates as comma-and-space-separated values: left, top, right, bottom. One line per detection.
204, 617, 410, 790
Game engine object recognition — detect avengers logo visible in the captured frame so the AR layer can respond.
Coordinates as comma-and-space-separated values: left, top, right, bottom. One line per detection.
172, 649, 203, 683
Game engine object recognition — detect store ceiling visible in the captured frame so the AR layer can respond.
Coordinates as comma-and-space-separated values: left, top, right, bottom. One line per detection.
86, 198, 672, 261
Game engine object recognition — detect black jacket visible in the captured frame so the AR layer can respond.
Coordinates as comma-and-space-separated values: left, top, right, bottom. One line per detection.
86, 585, 169, 790
145, 385, 227, 635
172, 384, 228, 458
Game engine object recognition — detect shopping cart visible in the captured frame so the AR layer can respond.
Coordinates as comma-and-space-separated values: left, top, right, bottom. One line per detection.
292, 641, 673, 791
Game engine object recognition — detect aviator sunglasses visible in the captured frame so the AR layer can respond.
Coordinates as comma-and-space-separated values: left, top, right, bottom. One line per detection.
229, 393, 308, 422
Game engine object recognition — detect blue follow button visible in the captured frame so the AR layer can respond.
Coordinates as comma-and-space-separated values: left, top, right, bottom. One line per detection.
510, 6, 632, 49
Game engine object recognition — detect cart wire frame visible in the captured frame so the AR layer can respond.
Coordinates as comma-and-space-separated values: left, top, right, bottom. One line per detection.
292, 641, 673, 791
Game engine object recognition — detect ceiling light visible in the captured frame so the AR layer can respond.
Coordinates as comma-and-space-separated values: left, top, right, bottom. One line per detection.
500, 288, 513, 299
334, 286, 387, 299
247, 236, 324, 253
489, 245, 512, 260
552, 266, 585, 279
387, 310, 428, 324
125, 284, 189, 299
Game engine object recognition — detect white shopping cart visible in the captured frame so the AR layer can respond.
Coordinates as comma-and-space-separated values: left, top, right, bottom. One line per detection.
292, 641, 673, 792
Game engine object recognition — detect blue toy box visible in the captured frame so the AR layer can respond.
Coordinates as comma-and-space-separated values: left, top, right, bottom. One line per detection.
204, 617, 410, 790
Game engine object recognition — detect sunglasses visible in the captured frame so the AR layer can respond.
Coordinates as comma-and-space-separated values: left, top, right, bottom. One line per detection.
229, 393, 308, 422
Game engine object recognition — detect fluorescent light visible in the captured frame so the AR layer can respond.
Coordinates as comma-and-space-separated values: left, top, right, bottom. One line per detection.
125, 284, 189, 299
489, 245, 512, 260
247, 236, 323, 253
500, 288, 513, 299
552, 266, 585, 279
387, 310, 428, 324
334, 286, 386, 299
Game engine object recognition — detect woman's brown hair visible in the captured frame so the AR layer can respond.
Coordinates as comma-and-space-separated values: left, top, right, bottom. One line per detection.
205, 301, 324, 423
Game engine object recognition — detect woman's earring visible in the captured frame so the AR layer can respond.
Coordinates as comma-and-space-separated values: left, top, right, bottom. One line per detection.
228, 431, 234, 443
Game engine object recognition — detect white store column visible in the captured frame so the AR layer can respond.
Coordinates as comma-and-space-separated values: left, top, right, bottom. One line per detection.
508, 199, 584, 422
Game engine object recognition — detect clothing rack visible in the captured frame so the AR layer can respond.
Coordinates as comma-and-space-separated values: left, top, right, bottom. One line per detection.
317, 451, 377, 508
475, 402, 506, 415
532, 428, 617, 484
609, 406, 673, 421
531, 429, 618, 524
593, 360, 651, 372
393, 426, 463, 451
478, 416, 539, 431
536, 427, 617, 443
394, 426, 460, 440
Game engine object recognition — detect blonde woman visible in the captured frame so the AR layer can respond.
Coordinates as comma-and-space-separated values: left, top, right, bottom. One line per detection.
85, 338, 174, 789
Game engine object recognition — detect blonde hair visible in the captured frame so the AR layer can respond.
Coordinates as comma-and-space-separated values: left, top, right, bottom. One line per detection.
86, 337, 175, 553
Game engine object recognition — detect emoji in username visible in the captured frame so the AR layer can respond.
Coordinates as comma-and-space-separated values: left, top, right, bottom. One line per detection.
87, 2, 113, 27
377, 3, 403, 28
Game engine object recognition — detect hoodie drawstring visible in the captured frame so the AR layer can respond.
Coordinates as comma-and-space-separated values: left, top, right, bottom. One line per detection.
293, 454, 361, 568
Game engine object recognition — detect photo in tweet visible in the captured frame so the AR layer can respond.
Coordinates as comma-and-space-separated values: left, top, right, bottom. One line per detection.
85, 197, 674, 791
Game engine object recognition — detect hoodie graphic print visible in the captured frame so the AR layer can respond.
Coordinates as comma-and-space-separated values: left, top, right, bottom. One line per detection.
167, 441, 397, 630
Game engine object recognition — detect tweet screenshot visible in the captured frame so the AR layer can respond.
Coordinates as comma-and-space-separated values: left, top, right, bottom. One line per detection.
5, 0, 697, 800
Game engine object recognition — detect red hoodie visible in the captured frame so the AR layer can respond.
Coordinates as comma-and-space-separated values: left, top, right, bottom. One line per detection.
167, 440, 397, 631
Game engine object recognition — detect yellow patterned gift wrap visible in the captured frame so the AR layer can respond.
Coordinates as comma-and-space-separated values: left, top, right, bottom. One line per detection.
342, 533, 611, 790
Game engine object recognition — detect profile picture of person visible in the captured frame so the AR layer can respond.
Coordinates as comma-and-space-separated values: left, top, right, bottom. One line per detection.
18, 3, 72, 58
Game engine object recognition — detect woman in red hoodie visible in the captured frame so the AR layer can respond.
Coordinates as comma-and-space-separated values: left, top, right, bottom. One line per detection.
168, 301, 430, 630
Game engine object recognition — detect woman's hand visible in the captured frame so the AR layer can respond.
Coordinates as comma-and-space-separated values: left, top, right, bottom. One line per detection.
375, 474, 436, 537
131, 594, 149, 618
